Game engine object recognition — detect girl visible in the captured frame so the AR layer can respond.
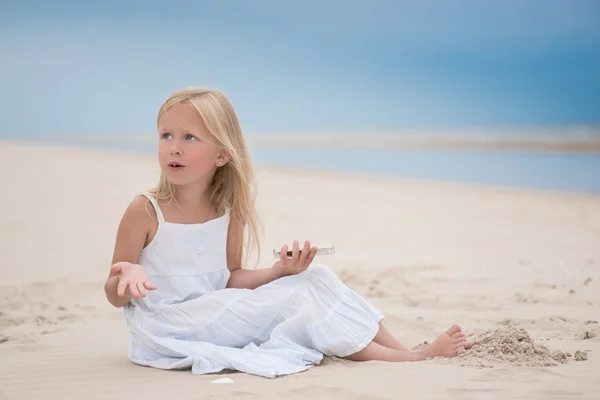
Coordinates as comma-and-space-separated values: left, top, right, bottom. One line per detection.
104, 87, 473, 378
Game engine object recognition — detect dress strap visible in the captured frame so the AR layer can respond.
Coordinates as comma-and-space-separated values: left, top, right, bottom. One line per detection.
139, 192, 165, 224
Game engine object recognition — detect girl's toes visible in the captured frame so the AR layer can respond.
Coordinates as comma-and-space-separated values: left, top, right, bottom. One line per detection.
445, 325, 462, 336
454, 341, 467, 350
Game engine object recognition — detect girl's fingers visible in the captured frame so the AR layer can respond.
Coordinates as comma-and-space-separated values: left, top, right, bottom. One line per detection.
298, 240, 310, 265
137, 283, 147, 297
110, 263, 122, 276
129, 283, 141, 298
279, 244, 288, 267
117, 279, 128, 297
306, 246, 318, 266
144, 281, 157, 290
291, 240, 299, 263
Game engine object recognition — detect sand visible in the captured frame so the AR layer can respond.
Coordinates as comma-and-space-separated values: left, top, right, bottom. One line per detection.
0, 140, 599, 399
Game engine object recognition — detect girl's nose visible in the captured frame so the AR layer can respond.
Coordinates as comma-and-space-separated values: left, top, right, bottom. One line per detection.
170, 142, 182, 155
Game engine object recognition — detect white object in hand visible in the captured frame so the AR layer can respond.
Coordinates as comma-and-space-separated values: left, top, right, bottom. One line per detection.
273, 244, 335, 258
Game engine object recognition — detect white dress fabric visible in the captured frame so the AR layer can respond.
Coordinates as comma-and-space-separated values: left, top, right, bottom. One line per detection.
123, 193, 385, 378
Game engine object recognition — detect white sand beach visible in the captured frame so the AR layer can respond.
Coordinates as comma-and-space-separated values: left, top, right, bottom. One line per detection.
0, 140, 599, 399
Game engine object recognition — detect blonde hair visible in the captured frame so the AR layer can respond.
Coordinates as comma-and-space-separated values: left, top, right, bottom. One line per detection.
151, 87, 261, 268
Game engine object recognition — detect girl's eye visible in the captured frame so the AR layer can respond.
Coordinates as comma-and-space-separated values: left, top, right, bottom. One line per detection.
160, 133, 196, 140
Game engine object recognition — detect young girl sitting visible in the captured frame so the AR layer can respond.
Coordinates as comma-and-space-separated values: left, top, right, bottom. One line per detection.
104, 87, 473, 378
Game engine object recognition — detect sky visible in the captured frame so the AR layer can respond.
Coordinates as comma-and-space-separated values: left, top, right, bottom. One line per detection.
1, 0, 599, 137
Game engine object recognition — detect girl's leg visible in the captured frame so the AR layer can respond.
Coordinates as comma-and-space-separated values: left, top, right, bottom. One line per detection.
372, 322, 409, 351
344, 325, 471, 362
344, 341, 425, 362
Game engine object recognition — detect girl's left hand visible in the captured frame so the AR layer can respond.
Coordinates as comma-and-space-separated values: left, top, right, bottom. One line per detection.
273, 240, 318, 277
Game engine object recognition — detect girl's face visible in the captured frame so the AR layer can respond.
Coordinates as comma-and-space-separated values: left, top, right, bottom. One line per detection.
157, 102, 224, 186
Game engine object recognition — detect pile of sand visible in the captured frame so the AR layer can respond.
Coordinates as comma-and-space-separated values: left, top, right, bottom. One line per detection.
455, 325, 588, 368
412, 325, 589, 368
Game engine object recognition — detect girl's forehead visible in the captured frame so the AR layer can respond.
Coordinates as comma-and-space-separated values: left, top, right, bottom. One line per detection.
158, 102, 206, 131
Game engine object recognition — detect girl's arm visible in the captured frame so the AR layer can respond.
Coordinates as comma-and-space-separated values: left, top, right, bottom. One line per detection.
226, 265, 283, 289
225, 218, 283, 289
105, 196, 153, 307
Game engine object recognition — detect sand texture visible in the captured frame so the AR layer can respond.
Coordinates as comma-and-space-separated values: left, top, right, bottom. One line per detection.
1, 141, 599, 399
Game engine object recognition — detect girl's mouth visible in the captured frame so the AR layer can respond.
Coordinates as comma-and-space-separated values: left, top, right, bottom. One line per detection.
168, 162, 185, 171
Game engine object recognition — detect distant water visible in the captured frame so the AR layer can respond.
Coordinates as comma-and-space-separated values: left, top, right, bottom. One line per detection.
93, 141, 600, 194
4, 136, 600, 194
251, 148, 600, 194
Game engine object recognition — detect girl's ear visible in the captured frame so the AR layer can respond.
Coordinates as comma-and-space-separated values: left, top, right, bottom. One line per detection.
217, 149, 231, 166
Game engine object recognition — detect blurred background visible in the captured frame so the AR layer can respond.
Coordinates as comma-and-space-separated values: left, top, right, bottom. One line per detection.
1, 0, 599, 193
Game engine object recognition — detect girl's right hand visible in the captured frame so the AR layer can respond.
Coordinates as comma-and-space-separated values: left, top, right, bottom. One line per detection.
273, 240, 318, 277
110, 261, 157, 298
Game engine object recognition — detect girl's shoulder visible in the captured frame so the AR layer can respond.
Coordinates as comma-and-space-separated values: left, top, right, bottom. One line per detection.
112, 194, 159, 264
121, 193, 160, 226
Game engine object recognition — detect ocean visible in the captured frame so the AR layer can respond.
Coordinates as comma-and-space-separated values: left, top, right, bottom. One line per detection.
3, 132, 600, 194
252, 147, 600, 194
62, 138, 600, 195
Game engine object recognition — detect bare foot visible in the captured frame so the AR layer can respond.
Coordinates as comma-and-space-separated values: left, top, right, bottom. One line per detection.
423, 325, 473, 359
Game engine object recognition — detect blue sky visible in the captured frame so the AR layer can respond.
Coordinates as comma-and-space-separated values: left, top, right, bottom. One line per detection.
1, 0, 599, 136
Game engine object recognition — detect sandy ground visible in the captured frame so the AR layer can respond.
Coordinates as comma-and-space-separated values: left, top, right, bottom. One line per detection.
1, 140, 599, 399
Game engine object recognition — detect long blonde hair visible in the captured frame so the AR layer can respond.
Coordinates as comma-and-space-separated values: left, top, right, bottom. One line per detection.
151, 87, 261, 268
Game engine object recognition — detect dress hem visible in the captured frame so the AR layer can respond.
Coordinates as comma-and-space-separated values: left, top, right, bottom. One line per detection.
335, 313, 385, 358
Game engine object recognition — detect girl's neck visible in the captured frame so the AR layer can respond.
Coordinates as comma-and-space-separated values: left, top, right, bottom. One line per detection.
173, 184, 213, 209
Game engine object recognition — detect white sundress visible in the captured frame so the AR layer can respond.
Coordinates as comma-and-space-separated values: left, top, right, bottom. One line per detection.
123, 192, 385, 378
